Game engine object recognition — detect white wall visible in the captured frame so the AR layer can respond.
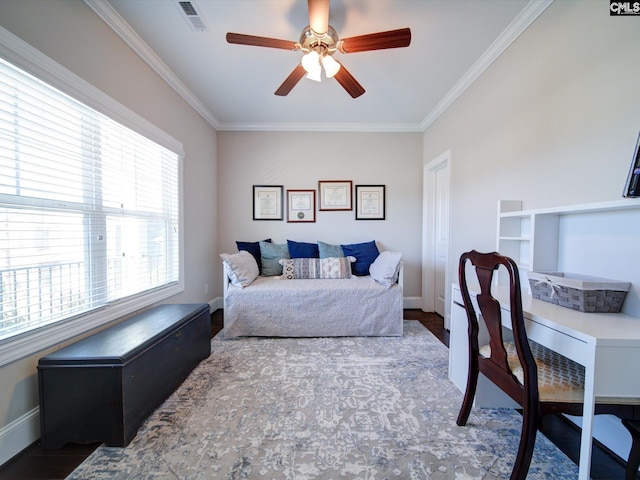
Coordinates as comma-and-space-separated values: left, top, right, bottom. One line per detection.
217, 131, 423, 300
0, 0, 218, 465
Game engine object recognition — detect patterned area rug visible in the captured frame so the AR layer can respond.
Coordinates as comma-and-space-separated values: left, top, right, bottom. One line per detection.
67, 321, 578, 479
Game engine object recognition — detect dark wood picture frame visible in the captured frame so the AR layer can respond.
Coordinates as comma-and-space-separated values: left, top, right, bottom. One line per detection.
287, 189, 316, 222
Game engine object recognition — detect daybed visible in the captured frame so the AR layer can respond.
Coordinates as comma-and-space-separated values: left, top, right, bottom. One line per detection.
221, 241, 403, 338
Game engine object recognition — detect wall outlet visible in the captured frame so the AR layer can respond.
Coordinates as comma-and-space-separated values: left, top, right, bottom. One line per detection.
204, 284, 209, 295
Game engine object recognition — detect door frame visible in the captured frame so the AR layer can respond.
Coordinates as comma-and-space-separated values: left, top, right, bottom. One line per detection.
422, 150, 451, 318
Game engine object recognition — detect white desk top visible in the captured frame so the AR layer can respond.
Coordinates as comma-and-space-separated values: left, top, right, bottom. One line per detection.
452, 283, 640, 347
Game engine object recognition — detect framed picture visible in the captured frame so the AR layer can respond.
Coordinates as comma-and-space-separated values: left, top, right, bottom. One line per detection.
318, 180, 352, 211
355, 185, 386, 220
287, 189, 316, 222
253, 185, 283, 220
623, 131, 640, 197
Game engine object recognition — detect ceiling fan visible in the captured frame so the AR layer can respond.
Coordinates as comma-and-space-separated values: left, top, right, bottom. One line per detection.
226, 0, 411, 98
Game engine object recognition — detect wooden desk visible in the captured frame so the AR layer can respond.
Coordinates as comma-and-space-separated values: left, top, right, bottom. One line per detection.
449, 283, 640, 480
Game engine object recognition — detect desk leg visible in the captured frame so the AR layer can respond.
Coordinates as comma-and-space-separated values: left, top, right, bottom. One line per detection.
578, 358, 596, 480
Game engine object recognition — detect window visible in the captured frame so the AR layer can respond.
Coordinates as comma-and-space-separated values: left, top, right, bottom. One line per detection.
0, 53, 182, 358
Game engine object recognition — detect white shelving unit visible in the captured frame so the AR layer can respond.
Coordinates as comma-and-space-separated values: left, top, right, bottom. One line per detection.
496, 198, 640, 286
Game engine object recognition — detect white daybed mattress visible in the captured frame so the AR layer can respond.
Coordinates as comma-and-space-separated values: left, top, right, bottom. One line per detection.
223, 273, 403, 338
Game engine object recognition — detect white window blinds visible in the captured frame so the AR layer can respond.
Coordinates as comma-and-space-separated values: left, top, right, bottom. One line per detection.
0, 57, 180, 341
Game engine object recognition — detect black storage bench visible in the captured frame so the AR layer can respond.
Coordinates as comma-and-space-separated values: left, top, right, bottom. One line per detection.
37, 303, 211, 448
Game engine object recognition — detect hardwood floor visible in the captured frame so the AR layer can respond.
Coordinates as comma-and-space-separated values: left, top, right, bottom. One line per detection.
0, 309, 632, 479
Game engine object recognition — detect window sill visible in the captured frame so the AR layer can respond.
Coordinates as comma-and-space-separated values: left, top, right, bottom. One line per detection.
0, 283, 184, 367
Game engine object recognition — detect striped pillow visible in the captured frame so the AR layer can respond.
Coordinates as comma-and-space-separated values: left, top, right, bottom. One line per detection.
279, 256, 355, 279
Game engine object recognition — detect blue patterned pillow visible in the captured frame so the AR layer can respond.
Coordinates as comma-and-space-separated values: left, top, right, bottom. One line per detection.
341, 240, 380, 276
279, 257, 355, 279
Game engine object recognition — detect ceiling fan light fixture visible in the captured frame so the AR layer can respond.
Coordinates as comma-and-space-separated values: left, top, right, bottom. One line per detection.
306, 63, 322, 82
301, 50, 320, 74
322, 55, 340, 78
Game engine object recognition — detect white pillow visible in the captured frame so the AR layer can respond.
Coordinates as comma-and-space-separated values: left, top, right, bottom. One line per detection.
220, 251, 259, 287
369, 251, 402, 287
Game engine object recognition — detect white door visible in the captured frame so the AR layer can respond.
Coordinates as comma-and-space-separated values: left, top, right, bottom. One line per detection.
433, 165, 449, 316
422, 151, 450, 322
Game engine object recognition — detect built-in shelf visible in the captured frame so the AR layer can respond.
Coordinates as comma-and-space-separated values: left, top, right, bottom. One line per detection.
500, 198, 640, 218
496, 198, 640, 285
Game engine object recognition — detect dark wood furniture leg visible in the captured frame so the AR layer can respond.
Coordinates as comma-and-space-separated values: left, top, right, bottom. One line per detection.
623, 420, 640, 480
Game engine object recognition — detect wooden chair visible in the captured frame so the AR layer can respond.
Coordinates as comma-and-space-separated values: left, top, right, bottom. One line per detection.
624, 420, 640, 480
456, 250, 640, 480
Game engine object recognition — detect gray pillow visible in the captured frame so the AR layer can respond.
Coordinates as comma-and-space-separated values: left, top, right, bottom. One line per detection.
318, 240, 344, 258
369, 251, 402, 287
259, 241, 290, 276
220, 250, 259, 287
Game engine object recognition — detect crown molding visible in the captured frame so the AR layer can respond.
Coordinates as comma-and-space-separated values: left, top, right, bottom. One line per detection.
215, 122, 424, 133
420, 0, 553, 131
83, 0, 221, 129
85, 0, 552, 133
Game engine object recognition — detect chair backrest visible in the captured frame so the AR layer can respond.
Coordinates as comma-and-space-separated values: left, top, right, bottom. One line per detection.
458, 250, 538, 405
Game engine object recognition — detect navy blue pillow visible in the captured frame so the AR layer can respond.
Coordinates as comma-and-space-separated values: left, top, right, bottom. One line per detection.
287, 240, 319, 258
341, 240, 380, 276
236, 239, 271, 270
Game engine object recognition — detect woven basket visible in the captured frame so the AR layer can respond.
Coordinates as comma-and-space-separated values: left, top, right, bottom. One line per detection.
527, 271, 630, 313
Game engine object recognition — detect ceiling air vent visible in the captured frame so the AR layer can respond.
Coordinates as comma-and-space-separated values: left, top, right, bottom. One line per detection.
175, 0, 209, 32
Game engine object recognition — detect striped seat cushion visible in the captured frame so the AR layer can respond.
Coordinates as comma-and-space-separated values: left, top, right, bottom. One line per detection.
480, 341, 585, 403
481, 341, 640, 405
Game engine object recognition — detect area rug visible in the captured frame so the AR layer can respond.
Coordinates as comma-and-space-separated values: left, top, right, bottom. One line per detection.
67, 321, 578, 479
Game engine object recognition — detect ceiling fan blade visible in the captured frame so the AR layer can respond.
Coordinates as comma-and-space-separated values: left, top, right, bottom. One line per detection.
338, 28, 411, 54
226, 33, 298, 50
308, 0, 329, 34
274, 65, 307, 96
333, 63, 365, 98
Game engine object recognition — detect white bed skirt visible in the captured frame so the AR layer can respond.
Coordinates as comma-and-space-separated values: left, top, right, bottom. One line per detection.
223, 274, 403, 338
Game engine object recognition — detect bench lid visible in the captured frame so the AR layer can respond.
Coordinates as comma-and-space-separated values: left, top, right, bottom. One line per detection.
38, 303, 209, 366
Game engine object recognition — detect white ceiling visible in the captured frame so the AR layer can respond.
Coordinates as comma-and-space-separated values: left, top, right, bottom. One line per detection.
90, 0, 550, 132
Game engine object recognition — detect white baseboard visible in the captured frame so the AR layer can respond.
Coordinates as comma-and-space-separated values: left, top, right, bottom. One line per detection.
403, 296, 422, 309
211, 297, 223, 311
0, 407, 40, 467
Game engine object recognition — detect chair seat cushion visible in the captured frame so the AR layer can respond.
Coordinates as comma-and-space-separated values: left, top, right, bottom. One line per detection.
481, 342, 640, 406
480, 342, 585, 403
